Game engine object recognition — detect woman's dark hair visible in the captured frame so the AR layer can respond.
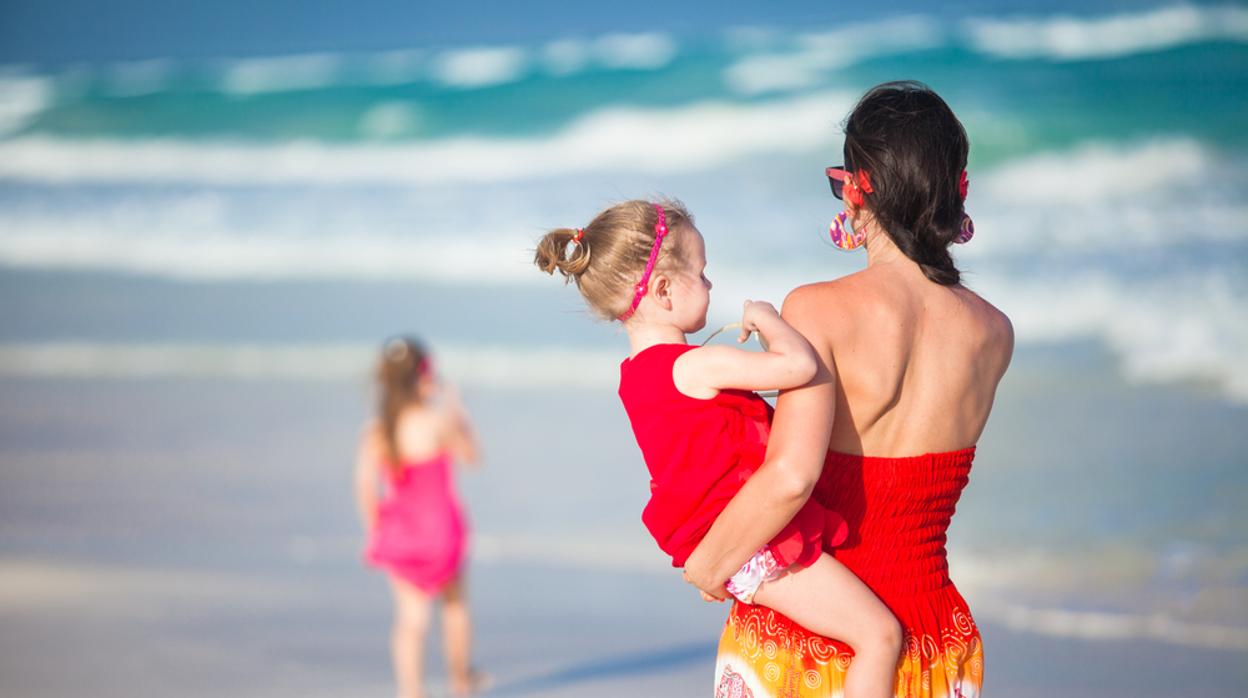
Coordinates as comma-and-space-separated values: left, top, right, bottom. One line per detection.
844, 81, 968, 285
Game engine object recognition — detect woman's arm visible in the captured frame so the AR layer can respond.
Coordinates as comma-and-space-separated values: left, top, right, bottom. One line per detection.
682, 289, 838, 595
354, 424, 383, 532
674, 300, 819, 397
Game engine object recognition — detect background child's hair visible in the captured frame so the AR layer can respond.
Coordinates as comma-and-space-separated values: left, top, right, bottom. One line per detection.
534, 199, 694, 320
374, 336, 430, 469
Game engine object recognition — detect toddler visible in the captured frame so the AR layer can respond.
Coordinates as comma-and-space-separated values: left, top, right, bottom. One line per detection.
534, 200, 902, 698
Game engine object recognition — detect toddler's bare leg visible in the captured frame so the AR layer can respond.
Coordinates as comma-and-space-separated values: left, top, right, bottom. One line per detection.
751, 553, 902, 698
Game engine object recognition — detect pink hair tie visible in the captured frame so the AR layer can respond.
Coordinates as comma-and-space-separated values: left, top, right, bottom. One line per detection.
617, 204, 669, 322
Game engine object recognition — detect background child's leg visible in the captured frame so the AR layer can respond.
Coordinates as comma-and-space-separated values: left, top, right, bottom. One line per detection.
389, 576, 433, 698
440, 574, 475, 696
751, 553, 902, 698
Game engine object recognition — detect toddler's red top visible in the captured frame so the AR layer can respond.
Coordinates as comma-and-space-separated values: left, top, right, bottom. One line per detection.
618, 343, 846, 570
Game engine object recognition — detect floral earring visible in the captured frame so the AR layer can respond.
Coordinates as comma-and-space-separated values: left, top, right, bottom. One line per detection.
954, 170, 974, 244
829, 210, 865, 251
829, 171, 871, 252
954, 214, 974, 244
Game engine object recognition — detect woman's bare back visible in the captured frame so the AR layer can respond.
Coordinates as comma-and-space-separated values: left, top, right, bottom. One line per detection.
792, 261, 1013, 457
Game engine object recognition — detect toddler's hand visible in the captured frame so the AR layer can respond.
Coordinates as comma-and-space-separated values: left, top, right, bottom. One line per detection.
739, 300, 779, 344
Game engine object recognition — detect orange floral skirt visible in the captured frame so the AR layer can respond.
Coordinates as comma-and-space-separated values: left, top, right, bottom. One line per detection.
714, 598, 984, 698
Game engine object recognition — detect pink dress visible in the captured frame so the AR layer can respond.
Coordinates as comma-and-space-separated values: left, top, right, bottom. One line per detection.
365, 451, 468, 594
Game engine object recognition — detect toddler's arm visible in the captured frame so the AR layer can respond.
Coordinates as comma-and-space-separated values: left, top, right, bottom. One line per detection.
674, 300, 818, 398
682, 288, 837, 594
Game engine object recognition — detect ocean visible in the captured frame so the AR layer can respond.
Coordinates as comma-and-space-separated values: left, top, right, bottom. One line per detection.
1, 2, 1246, 695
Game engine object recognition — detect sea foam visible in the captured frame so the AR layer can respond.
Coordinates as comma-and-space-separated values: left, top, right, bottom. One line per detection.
593, 32, 678, 70
431, 46, 529, 89
964, 4, 1248, 61
101, 58, 177, 97
0, 341, 621, 389
0, 206, 536, 282
220, 53, 343, 95
723, 16, 943, 96
0, 72, 52, 136
0, 91, 854, 185
964, 138, 1248, 254
1, 137, 1244, 406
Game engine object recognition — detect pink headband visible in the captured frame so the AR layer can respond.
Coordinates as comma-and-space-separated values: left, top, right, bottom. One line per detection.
617, 203, 669, 322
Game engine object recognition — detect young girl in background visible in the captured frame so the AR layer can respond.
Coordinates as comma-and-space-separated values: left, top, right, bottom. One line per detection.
355, 337, 483, 698
534, 201, 902, 698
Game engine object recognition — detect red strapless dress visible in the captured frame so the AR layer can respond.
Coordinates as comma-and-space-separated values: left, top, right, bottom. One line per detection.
714, 448, 984, 698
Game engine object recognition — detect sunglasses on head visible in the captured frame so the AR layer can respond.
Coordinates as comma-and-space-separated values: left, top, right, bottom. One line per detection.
825, 166, 853, 200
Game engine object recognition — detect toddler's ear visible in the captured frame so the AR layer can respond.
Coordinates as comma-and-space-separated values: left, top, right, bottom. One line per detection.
651, 274, 674, 310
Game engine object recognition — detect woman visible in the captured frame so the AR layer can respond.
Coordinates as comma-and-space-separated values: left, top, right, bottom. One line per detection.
683, 81, 1014, 697
355, 337, 483, 698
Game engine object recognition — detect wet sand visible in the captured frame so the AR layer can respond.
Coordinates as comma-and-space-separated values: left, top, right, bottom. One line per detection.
0, 372, 1244, 696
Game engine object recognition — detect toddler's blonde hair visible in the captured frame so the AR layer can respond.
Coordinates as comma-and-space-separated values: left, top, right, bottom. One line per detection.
534, 199, 694, 320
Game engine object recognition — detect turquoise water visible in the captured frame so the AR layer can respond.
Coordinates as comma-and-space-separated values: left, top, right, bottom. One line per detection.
11, 25, 1248, 150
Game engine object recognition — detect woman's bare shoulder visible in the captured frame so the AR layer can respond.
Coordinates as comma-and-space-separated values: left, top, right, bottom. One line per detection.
782, 281, 846, 341
986, 301, 1015, 364
986, 301, 1014, 345
956, 287, 1015, 371
784, 270, 876, 311
959, 286, 1013, 340
783, 272, 899, 332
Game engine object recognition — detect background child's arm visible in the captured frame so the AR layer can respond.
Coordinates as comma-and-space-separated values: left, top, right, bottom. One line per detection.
439, 381, 480, 468
674, 300, 818, 397
353, 423, 383, 533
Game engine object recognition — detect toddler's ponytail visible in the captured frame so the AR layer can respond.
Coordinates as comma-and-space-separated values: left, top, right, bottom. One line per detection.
534, 228, 591, 281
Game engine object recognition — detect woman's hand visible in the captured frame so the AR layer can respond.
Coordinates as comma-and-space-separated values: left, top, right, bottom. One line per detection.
683, 563, 729, 601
